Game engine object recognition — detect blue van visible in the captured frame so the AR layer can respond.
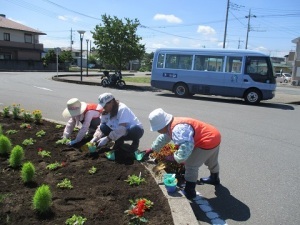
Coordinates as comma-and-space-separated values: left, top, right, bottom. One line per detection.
151, 48, 276, 104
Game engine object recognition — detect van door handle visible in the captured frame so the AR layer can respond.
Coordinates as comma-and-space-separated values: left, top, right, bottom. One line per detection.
244, 79, 248, 82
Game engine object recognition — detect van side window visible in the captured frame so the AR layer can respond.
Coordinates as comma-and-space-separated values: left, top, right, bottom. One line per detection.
165, 54, 193, 70
194, 55, 224, 72
157, 53, 165, 68
226, 57, 242, 73
245, 57, 269, 83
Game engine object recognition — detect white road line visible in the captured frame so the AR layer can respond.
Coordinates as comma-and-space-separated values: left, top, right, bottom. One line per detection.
34, 86, 53, 91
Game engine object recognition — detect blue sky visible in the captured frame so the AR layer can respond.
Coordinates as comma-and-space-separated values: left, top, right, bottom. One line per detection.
2, 0, 300, 57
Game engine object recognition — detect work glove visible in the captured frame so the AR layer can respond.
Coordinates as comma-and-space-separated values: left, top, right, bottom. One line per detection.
165, 155, 175, 162
67, 140, 77, 146
97, 136, 109, 147
90, 137, 98, 144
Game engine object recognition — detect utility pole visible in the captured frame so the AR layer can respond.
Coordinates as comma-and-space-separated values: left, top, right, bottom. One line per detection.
245, 9, 256, 49
70, 28, 73, 52
238, 38, 244, 49
223, 0, 230, 48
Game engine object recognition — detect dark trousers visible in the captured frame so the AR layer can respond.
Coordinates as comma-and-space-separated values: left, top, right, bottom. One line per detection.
100, 124, 144, 152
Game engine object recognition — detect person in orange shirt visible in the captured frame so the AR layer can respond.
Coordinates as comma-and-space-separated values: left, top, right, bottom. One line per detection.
148, 108, 221, 200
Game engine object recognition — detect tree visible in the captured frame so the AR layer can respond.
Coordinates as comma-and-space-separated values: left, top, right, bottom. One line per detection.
139, 52, 154, 72
59, 50, 73, 63
92, 14, 145, 71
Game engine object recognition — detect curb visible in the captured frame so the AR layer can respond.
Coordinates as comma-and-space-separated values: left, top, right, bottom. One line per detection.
142, 160, 199, 225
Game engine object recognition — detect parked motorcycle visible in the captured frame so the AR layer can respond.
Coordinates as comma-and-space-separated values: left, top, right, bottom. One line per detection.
100, 70, 126, 89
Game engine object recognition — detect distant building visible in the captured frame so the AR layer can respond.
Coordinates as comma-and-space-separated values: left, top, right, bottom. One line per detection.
0, 14, 46, 70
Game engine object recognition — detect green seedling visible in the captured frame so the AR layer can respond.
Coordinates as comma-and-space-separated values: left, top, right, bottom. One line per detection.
38, 150, 51, 158
0, 135, 12, 155
36, 130, 46, 137
65, 214, 87, 225
88, 166, 97, 174
125, 173, 146, 186
21, 161, 35, 183
6, 130, 18, 135
2, 106, 10, 117
22, 138, 36, 146
20, 123, 31, 129
74, 127, 79, 131
12, 104, 21, 119
55, 138, 70, 145
22, 111, 33, 122
57, 178, 73, 189
9, 145, 24, 168
46, 162, 61, 170
32, 184, 52, 214
55, 124, 63, 128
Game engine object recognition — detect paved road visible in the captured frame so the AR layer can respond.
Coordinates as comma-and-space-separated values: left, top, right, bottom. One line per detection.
0, 72, 300, 225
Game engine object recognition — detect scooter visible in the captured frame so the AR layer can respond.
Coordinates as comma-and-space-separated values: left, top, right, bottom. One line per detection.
100, 70, 126, 89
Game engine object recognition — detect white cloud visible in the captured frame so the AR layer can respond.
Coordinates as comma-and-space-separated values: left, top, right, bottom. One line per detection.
153, 14, 182, 23
197, 25, 216, 35
172, 38, 180, 45
58, 15, 67, 21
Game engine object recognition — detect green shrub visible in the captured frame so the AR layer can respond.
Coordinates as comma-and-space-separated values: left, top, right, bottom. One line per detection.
21, 161, 35, 183
9, 145, 24, 168
32, 184, 52, 214
0, 135, 12, 155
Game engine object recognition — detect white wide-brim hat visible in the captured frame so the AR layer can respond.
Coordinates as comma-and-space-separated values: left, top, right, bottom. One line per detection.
96, 93, 114, 110
62, 98, 87, 118
149, 108, 173, 131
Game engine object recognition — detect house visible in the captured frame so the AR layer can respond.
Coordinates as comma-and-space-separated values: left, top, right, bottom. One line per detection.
0, 14, 46, 70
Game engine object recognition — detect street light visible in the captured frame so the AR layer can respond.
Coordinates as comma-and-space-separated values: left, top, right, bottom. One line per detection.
86, 39, 89, 77
77, 30, 85, 82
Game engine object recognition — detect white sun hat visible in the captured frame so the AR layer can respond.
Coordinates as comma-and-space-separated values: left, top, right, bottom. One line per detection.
149, 108, 173, 131
62, 98, 87, 118
96, 93, 114, 110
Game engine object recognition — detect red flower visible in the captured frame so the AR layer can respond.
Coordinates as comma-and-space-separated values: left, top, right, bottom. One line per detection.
61, 161, 67, 167
38, 148, 42, 152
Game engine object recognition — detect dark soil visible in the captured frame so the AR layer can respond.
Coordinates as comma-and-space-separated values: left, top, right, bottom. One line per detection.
0, 115, 174, 225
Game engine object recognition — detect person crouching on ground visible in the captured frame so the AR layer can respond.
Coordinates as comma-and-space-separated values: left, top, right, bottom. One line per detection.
91, 93, 144, 159
148, 108, 221, 200
62, 98, 103, 146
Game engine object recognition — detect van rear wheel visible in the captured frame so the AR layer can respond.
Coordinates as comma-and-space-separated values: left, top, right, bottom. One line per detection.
244, 88, 261, 105
174, 83, 189, 97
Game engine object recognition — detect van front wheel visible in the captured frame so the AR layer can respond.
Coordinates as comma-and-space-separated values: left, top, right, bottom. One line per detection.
174, 83, 189, 97
244, 89, 261, 105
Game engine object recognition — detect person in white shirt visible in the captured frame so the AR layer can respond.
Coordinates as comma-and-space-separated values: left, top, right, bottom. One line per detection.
91, 93, 144, 157
62, 98, 102, 146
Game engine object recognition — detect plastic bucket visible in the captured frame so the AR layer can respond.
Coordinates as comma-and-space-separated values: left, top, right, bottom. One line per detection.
163, 174, 177, 193
134, 151, 145, 161
105, 150, 115, 160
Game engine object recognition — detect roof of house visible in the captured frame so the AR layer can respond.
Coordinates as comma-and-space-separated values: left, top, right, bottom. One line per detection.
0, 15, 46, 35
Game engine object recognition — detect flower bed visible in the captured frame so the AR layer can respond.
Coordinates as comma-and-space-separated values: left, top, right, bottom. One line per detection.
0, 112, 173, 224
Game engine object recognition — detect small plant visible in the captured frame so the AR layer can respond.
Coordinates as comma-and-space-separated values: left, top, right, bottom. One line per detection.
65, 214, 87, 225
55, 138, 71, 145
22, 138, 36, 146
6, 129, 18, 135
55, 124, 63, 128
32, 184, 52, 214
2, 106, 10, 117
46, 162, 62, 170
20, 123, 31, 129
22, 110, 33, 122
12, 104, 21, 119
125, 173, 146, 186
9, 145, 24, 168
74, 127, 79, 131
125, 198, 154, 224
38, 148, 51, 158
88, 166, 97, 174
0, 193, 11, 203
57, 178, 73, 189
21, 161, 36, 183
36, 130, 46, 137
0, 135, 12, 155
32, 110, 42, 123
